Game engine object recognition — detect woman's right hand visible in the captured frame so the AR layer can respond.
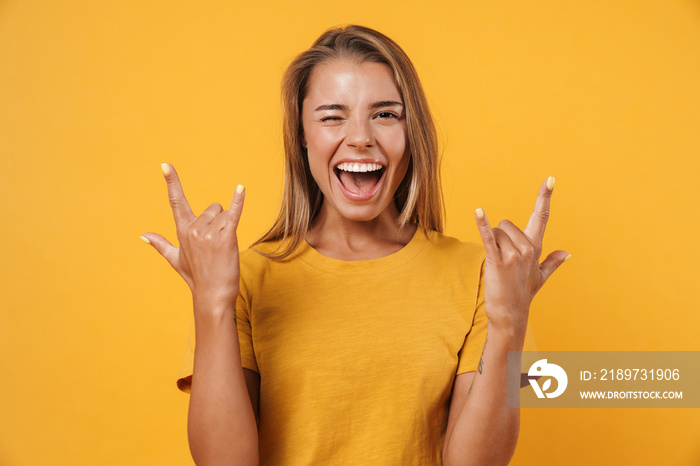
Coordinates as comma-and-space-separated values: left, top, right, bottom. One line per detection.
141, 163, 246, 312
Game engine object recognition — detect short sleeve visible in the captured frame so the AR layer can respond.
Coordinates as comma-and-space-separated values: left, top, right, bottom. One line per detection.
176, 288, 259, 393
236, 282, 259, 374
455, 260, 538, 375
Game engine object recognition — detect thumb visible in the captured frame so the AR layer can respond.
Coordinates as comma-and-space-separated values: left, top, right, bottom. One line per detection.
539, 250, 571, 282
140, 233, 180, 270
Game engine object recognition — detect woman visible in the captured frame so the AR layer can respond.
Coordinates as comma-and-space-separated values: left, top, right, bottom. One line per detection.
142, 25, 568, 465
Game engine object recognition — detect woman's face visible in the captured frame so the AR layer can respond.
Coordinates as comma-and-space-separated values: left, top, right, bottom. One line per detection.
301, 59, 409, 223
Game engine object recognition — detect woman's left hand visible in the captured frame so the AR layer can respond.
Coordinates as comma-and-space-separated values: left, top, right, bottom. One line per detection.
474, 177, 570, 333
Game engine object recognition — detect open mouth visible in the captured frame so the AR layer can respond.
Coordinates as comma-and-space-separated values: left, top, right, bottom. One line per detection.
333, 162, 386, 197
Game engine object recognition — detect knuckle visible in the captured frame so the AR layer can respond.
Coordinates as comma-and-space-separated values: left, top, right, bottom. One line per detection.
501, 248, 517, 264
538, 209, 550, 224
488, 228, 501, 243
525, 245, 539, 262
228, 210, 240, 223
165, 177, 180, 190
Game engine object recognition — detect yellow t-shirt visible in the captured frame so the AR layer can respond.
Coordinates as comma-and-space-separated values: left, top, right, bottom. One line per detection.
177, 228, 536, 465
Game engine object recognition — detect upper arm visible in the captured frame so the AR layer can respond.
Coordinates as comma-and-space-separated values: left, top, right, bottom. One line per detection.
243, 368, 260, 422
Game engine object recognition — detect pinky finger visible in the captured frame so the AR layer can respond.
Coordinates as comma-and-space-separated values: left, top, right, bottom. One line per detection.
474, 208, 499, 257
225, 184, 246, 231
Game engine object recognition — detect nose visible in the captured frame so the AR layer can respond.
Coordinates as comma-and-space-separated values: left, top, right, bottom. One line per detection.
345, 118, 374, 150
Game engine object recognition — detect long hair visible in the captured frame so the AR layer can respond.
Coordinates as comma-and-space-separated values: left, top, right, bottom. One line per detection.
253, 25, 443, 259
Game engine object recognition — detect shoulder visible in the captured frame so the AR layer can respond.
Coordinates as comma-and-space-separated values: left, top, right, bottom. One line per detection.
238, 239, 303, 295
422, 229, 485, 268
239, 240, 288, 277
405, 229, 485, 288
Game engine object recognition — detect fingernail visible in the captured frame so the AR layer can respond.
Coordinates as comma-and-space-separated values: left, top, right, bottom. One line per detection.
547, 176, 555, 190
236, 184, 245, 194
564, 253, 572, 262
161, 163, 171, 176
140, 235, 151, 244
475, 208, 484, 219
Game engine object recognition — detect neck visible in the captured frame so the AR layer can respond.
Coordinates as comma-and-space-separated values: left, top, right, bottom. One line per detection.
305, 202, 417, 260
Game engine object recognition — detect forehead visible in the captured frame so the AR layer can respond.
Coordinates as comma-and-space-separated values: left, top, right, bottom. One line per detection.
304, 60, 402, 104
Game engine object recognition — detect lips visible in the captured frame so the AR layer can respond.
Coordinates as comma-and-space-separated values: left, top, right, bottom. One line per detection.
333, 160, 386, 201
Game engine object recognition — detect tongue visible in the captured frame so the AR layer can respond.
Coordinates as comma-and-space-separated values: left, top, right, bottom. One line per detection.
339, 170, 381, 194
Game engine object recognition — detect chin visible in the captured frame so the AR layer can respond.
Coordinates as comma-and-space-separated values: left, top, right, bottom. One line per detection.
334, 203, 387, 223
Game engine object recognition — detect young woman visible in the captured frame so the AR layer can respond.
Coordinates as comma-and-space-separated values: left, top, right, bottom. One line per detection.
142, 25, 569, 465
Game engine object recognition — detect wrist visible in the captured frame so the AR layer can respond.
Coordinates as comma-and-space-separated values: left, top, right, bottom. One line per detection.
486, 321, 527, 351
486, 303, 529, 330
192, 292, 237, 318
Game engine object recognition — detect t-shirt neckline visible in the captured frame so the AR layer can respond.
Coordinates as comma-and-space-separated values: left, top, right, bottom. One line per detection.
297, 226, 430, 275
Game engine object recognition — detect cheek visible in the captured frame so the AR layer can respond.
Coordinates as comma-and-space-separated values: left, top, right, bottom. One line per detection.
306, 130, 343, 178
306, 151, 329, 187
379, 126, 409, 164
309, 128, 343, 151
305, 144, 337, 190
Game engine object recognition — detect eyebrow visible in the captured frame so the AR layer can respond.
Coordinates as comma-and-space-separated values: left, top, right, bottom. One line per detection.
314, 101, 404, 112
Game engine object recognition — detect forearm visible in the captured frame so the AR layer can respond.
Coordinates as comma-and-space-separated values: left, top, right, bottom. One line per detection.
188, 298, 259, 466
443, 324, 525, 466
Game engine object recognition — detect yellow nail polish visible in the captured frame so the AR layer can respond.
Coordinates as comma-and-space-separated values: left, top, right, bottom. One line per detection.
564, 253, 572, 262
236, 184, 245, 194
547, 176, 555, 190
161, 163, 171, 176
475, 208, 484, 218
140, 235, 151, 244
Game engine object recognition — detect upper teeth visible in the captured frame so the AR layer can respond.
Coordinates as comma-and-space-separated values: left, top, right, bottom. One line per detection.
336, 162, 383, 173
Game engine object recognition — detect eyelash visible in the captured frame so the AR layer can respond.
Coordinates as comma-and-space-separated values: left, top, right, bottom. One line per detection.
320, 112, 399, 122
376, 111, 399, 119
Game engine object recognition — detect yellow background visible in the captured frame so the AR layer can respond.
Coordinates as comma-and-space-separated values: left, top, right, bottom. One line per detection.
1, 1, 699, 464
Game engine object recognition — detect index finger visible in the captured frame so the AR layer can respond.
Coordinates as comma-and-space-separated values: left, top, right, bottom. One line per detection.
161, 163, 195, 227
523, 176, 555, 246
474, 208, 499, 258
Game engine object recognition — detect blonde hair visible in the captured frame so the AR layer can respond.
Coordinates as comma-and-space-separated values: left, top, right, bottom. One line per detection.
253, 25, 443, 259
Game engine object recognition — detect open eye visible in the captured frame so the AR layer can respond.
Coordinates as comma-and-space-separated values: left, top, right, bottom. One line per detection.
375, 111, 399, 119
